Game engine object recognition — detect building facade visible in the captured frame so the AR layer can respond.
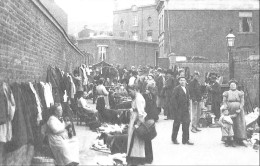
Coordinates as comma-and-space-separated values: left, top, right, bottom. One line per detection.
113, 4, 159, 42
77, 37, 159, 67
156, 0, 259, 64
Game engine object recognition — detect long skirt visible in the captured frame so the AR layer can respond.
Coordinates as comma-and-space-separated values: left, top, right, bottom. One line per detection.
227, 102, 247, 140
48, 134, 79, 166
126, 112, 153, 165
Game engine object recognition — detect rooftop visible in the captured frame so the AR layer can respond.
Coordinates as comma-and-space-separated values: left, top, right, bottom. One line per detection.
77, 36, 158, 44
158, 0, 259, 10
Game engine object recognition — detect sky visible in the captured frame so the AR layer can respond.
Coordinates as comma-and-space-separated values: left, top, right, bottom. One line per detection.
55, 0, 114, 35
54, 0, 155, 35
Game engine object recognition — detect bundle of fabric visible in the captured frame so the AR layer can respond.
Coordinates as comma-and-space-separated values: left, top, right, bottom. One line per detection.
98, 123, 128, 135
245, 107, 259, 128
94, 153, 127, 166
90, 139, 110, 154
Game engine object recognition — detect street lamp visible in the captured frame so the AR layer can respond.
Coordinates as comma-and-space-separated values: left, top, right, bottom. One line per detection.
226, 29, 236, 80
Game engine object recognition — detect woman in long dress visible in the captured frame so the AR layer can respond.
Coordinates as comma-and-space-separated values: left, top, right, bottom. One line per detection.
126, 86, 153, 165
222, 79, 247, 146
96, 78, 109, 121
47, 103, 79, 166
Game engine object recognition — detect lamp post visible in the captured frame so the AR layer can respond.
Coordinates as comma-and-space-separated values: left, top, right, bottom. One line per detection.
226, 30, 236, 80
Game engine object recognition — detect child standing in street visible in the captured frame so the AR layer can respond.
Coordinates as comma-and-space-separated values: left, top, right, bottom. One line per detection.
219, 107, 235, 147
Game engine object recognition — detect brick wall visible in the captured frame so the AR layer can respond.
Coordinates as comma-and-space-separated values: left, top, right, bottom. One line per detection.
163, 10, 259, 61
174, 62, 229, 83
234, 58, 259, 107
0, 0, 84, 83
0, 0, 84, 165
77, 38, 158, 67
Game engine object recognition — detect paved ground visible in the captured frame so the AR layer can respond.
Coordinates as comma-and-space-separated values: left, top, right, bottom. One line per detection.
75, 100, 259, 165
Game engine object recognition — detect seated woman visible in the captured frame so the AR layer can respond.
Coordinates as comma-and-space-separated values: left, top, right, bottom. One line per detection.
77, 91, 97, 115
47, 103, 79, 166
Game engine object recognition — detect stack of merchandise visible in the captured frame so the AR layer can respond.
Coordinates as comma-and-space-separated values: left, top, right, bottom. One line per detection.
90, 124, 129, 154
90, 139, 110, 154
98, 123, 128, 135
94, 153, 127, 166
245, 107, 259, 151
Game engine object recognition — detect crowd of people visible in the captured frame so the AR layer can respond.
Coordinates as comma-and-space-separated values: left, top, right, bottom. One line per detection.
44, 63, 249, 166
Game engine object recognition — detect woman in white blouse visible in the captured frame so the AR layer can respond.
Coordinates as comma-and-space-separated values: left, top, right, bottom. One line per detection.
47, 103, 79, 166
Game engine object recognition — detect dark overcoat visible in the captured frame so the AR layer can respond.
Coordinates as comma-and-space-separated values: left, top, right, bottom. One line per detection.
172, 85, 190, 123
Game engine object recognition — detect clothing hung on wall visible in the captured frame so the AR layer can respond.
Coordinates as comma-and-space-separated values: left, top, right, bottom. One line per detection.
0, 82, 16, 143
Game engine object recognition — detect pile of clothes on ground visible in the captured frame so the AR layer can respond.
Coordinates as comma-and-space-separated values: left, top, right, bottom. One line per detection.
245, 107, 259, 151
98, 123, 128, 134
94, 153, 127, 166
90, 123, 128, 154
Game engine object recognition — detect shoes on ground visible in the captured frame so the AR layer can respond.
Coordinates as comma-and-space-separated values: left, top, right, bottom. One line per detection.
172, 140, 179, 144
183, 141, 194, 145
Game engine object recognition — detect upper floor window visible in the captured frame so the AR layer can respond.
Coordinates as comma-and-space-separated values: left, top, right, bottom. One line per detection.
133, 15, 138, 26
147, 30, 153, 37
147, 16, 152, 27
98, 45, 107, 61
132, 31, 138, 40
239, 12, 253, 33
159, 17, 161, 34
120, 20, 124, 29
147, 30, 153, 41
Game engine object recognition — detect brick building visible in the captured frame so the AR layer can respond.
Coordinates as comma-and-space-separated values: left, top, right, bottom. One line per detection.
156, 0, 259, 108
78, 25, 96, 38
156, 0, 259, 63
40, 0, 68, 33
113, 4, 159, 42
77, 36, 159, 67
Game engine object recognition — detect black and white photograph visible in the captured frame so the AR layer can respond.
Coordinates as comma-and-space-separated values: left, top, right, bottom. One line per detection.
0, 0, 259, 165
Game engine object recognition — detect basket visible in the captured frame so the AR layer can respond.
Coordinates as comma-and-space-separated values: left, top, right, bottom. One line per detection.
31, 156, 55, 166
135, 119, 157, 141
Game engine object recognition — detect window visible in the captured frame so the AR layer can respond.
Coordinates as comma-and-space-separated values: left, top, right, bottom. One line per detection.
119, 32, 125, 37
147, 30, 153, 37
159, 40, 164, 57
98, 45, 107, 61
133, 15, 138, 26
239, 12, 253, 33
120, 20, 124, 29
132, 31, 138, 40
162, 14, 164, 31
159, 14, 164, 34
147, 16, 152, 27
159, 17, 161, 34
147, 30, 153, 41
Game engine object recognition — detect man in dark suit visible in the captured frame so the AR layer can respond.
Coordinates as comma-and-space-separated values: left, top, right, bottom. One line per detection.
171, 77, 194, 145
188, 71, 202, 133
155, 68, 165, 113
207, 74, 222, 121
